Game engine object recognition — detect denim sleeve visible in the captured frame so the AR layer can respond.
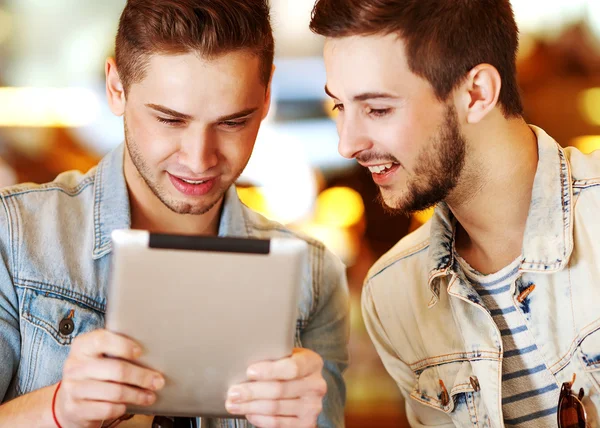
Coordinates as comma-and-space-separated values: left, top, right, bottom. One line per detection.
301, 247, 350, 428
0, 196, 20, 402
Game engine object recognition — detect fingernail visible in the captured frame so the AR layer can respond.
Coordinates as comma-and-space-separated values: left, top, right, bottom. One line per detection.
153, 376, 165, 390
226, 401, 240, 413
247, 368, 258, 379
227, 387, 242, 402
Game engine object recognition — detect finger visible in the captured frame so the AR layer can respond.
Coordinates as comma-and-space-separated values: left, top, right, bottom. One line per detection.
226, 396, 322, 419
228, 373, 327, 402
74, 401, 128, 422
247, 349, 324, 381
64, 357, 164, 391
246, 414, 316, 428
65, 379, 156, 406
59, 392, 127, 424
72, 329, 143, 361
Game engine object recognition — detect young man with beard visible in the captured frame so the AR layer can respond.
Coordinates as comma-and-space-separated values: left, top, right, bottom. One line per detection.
0, 1, 349, 427
311, 0, 600, 427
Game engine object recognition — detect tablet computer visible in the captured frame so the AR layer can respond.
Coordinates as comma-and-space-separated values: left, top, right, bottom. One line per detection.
105, 229, 308, 418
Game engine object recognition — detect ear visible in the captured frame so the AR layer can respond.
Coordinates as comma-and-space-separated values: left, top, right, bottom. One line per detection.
458, 64, 502, 124
105, 58, 126, 117
261, 64, 276, 120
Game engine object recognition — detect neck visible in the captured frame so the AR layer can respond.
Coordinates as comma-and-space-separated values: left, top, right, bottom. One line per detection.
123, 151, 223, 236
448, 117, 538, 274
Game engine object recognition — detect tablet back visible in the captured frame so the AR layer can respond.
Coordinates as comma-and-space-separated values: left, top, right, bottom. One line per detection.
105, 229, 307, 417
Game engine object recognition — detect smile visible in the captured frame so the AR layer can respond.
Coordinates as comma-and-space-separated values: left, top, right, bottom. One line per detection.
168, 173, 217, 197
180, 178, 208, 185
367, 163, 399, 174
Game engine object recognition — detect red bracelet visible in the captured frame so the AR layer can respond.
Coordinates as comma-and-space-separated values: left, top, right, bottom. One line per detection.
52, 381, 63, 428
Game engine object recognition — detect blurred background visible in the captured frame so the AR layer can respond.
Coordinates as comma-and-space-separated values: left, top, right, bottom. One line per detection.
1, 0, 600, 426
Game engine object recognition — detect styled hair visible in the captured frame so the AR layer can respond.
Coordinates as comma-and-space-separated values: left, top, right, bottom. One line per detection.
116, 0, 274, 94
310, 0, 523, 117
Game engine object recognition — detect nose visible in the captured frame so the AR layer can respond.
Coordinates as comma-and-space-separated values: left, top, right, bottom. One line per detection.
337, 116, 373, 159
179, 128, 219, 174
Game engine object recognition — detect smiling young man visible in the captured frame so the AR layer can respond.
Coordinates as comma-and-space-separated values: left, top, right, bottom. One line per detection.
0, 1, 349, 427
311, 0, 600, 427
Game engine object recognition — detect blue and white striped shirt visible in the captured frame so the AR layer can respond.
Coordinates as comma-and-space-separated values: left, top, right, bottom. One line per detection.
456, 254, 559, 426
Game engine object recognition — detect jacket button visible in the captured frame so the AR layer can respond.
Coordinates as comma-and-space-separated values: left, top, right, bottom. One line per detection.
59, 318, 75, 336
439, 379, 450, 406
470, 376, 481, 392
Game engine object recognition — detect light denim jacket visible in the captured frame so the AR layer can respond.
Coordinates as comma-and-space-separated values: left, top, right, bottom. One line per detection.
0, 144, 350, 428
362, 126, 600, 427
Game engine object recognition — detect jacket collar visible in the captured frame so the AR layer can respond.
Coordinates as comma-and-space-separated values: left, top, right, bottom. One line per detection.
426, 126, 574, 305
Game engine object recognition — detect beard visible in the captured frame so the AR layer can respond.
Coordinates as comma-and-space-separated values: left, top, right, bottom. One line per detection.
376, 104, 467, 216
124, 120, 229, 216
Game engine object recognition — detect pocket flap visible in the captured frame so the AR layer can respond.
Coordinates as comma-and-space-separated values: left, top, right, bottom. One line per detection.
21, 288, 104, 346
580, 326, 600, 371
411, 361, 478, 413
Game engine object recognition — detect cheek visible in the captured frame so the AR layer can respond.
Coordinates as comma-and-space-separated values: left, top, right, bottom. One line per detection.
219, 130, 257, 169
380, 106, 441, 166
367, 117, 417, 161
129, 111, 178, 165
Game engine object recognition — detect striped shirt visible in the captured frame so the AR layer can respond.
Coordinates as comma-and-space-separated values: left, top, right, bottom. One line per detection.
455, 254, 559, 426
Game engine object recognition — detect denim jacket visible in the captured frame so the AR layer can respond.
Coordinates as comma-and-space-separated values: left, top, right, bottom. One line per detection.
0, 144, 350, 428
362, 126, 600, 427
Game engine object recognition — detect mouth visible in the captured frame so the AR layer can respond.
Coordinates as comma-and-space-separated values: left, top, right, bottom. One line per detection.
366, 162, 400, 174
168, 173, 218, 197
179, 177, 209, 185
363, 162, 401, 184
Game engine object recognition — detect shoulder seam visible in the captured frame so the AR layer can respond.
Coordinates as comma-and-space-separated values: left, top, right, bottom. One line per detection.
368, 240, 430, 280
0, 176, 95, 199
249, 223, 325, 250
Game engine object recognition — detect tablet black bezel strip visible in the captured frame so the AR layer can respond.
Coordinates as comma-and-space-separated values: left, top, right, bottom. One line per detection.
148, 234, 270, 254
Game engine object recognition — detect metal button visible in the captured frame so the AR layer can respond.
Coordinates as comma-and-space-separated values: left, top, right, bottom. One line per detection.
517, 284, 535, 303
470, 376, 481, 392
59, 317, 74, 336
439, 379, 450, 406
440, 389, 450, 406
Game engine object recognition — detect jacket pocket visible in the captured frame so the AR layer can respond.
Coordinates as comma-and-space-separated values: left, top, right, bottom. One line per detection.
411, 360, 491, 427
17, 287, 104, 394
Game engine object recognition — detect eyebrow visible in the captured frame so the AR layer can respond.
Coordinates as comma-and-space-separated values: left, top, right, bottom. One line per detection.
324, 85, 398, 102
215, 108, 259, 122
146, 104, 260, 122
146, 104, 194, 120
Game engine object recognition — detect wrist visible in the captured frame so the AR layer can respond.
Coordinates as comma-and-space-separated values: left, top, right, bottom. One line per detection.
51, 381, 63, 428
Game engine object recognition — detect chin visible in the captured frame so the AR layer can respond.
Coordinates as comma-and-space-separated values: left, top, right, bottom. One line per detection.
378, 188, 399, 206
377, 187, 416, 216
171, 194, 223, 216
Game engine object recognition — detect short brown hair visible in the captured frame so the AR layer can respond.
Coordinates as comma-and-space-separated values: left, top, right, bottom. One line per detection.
115, 0, 274, 94
310, 0, 523, 117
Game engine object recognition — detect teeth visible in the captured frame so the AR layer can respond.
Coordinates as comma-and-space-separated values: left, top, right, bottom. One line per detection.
368, 163, 395, 174
181, 178, 206, 184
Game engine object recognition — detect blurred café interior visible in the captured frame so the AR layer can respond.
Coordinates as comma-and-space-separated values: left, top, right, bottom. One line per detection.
0, 0, 600, 426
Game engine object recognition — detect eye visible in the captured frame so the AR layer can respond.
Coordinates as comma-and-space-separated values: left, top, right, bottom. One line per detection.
332, 103, 344, 112
220, 120, 248, 129
157, 117, 184, 126
366, 107, 392, 118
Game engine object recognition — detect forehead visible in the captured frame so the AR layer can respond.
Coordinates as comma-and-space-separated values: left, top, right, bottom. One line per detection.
129, 51, 265, 112
323, 34, 421, 98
